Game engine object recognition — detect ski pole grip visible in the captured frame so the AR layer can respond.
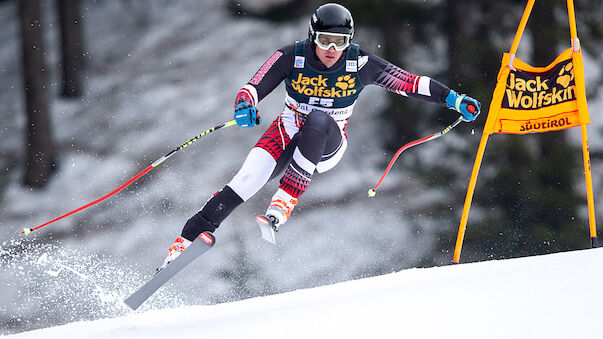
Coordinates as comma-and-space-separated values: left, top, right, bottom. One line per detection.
467, 104, 476, 114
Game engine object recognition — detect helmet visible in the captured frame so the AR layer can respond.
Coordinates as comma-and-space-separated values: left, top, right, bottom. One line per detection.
308, 3, 354, 45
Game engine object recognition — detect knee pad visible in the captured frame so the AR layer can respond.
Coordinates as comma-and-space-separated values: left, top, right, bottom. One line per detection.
304, 110, 332, 133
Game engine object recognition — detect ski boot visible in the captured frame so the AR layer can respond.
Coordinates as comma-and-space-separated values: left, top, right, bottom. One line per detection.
256, 189, 297, 244
156, 236, 192, 273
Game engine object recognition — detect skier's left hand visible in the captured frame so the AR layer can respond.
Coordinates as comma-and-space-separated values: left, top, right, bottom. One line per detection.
445, 90, 481, 122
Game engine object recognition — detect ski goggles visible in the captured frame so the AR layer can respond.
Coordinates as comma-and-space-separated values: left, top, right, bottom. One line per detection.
314, 32, 351, 51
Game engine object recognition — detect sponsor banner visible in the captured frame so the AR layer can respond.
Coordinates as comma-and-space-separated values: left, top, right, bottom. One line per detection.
503, 59, 576, 111
485, 47, 590, 135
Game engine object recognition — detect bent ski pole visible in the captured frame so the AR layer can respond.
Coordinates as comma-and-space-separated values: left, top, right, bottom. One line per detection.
368, 116, 464, 197
21, 119, 237, 236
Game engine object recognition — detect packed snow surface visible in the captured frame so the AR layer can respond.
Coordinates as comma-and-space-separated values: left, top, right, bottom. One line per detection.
5, 247, 602, 339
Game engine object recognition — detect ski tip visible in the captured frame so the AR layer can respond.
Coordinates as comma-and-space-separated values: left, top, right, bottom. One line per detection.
368, 189, 376, 198
21, 228, 32, 236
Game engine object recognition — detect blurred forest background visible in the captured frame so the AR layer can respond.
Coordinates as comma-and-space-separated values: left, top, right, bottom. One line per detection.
1, 0, 603, 334
14, 0, 602, 259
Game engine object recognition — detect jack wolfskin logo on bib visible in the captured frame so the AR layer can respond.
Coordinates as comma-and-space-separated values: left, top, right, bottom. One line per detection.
290, 73, 357, 98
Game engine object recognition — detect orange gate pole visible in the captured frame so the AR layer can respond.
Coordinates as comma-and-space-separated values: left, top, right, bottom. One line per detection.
568, 0, 598, 247
452, 0, 534, 264
453, 133, 489, 264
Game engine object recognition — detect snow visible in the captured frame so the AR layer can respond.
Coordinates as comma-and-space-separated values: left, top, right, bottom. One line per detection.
4, 247, 603, 339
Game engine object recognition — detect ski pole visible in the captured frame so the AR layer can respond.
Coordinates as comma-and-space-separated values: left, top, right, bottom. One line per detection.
21, 119, 238, 236
368, 115, 464, 197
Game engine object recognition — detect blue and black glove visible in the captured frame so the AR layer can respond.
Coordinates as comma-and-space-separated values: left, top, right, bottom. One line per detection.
445, 90, 481, 122
234, 102, 261, 128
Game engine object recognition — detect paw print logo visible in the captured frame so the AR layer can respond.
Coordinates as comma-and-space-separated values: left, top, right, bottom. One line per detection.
335, 75, 356, 90
556, 62, 574, 88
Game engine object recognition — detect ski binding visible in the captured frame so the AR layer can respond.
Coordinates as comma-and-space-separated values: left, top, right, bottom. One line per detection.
256, 215, 278, 245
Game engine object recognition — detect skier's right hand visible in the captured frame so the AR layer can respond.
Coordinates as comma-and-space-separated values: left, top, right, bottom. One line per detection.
234, 102, 261, 128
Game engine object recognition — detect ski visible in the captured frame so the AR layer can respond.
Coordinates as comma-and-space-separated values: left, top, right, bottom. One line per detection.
256, 215, 277, 244
124, 232, 215, 310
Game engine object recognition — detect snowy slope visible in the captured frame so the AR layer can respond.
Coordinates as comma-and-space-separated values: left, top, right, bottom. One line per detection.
5, 247, 603, 339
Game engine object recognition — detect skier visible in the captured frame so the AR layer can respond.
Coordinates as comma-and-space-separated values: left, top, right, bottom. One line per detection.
158, 3, 481, 270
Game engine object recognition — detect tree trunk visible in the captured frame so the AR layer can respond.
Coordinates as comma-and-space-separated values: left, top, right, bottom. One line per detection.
18, 0, 56, 188
57, 0, 84, 97
446, 0, 481, 92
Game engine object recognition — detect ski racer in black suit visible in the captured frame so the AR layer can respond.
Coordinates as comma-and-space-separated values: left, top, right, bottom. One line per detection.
158, 3, 481, 269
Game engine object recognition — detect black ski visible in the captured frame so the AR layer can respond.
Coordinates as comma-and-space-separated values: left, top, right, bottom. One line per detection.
124, 232, 215, 310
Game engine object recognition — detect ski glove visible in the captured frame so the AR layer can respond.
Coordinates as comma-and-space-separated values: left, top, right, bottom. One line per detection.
234, 102, 261, 128
445, 90, 481, 122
